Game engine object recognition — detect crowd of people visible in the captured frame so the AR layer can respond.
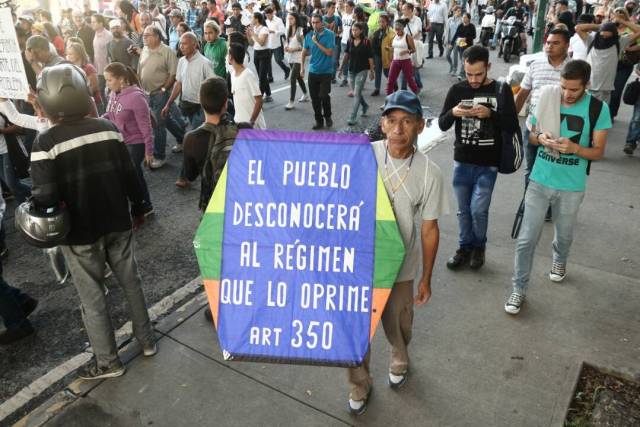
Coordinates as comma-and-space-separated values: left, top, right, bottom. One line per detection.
0, 0, 634, 417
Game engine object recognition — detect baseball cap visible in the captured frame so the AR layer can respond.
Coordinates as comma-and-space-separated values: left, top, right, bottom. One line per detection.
382, 90, 423, 118
109, 19, 122, 29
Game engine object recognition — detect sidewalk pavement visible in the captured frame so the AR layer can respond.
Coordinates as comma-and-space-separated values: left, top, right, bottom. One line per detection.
15, 101, 640, 427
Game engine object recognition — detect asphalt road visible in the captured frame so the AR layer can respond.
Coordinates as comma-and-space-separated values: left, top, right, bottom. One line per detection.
2, 42, 639, 424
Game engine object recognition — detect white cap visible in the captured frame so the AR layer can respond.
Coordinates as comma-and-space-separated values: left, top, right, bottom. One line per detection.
109, 19, 122, 30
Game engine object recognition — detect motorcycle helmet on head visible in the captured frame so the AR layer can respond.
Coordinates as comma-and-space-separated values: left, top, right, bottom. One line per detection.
36, 64, 92, 121
15, 200, 71, 248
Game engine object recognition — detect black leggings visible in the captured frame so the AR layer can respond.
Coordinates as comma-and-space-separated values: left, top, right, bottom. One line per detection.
289, 63, 307, 101
253, 49, 272, 96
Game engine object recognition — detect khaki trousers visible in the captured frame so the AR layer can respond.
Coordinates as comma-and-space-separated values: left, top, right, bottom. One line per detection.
347, 281, 414, 401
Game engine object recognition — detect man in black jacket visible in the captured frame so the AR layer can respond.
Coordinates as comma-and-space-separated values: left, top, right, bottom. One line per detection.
439, 46, 519, 270
30, 64, 156, 380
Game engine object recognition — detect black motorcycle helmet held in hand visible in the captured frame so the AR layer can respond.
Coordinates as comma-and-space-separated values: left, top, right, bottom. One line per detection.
36, 64, 93, 121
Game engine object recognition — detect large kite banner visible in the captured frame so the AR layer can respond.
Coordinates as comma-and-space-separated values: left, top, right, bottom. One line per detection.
194, 129, 405, 367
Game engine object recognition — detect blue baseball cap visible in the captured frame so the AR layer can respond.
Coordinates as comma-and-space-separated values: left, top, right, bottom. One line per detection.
382, 90, 423, 118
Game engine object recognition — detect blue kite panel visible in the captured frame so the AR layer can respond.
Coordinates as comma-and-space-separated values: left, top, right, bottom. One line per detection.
218, 130, 377, 366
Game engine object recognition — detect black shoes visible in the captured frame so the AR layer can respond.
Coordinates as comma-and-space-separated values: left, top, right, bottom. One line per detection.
371, 89, 380, 96
325, 118, 333, 128
21, 296, 38, 317
446, 249, 471, 270
204, 307, 213, 323
0, 321, 34, 345
469, 247, 485, 270
448, 248, 486, 270
312, 121, 324, 130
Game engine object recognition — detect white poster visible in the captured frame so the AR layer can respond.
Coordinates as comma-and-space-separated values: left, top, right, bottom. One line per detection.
0, 8, 30, 100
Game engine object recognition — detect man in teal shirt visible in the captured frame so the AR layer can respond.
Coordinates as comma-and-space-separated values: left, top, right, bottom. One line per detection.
301, 14, 336, 130
203, 20, 227, 78
505, 60, 611, 315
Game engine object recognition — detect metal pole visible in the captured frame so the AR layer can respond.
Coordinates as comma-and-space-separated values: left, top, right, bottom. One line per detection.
532, 0, 549, 53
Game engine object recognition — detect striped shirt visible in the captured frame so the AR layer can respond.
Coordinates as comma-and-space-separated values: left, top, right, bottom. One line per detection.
31, 118, 144, 245
521, 56, 570, 127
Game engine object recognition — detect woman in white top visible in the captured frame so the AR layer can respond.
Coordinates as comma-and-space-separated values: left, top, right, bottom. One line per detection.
386, 19, 418, 95
246, 12, 273, 102
284, 13, 309, 110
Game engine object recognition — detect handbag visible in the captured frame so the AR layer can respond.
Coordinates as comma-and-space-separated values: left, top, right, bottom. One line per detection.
406, 23, 424, 68
623, 78, 640, 105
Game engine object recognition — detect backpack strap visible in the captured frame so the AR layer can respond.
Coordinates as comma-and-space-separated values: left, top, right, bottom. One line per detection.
494, 78, 504, 113
586, 95, 603, 175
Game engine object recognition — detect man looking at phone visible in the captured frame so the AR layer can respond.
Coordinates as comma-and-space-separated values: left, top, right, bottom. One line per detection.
439, 46, 519, 270
505, 60, 611, 315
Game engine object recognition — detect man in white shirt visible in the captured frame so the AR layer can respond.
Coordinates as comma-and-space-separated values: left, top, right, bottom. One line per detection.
265, 7, 290, 81
401, 3, 423, 91
427, 0, 448, 57
339, 0, 356, 87
229, 43, 267, 128
91, 14, 112, 115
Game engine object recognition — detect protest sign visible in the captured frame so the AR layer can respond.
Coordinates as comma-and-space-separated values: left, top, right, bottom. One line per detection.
194, 130, 405, 367
0, 8, 29, 100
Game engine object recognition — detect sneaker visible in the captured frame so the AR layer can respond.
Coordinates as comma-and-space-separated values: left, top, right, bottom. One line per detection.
264, 95, 274, 103
371, 89, 380, 96
549, 261, 566, 282
78, 360, 126, 380
340, 80, 349, 87
175, 177, 189, 189
142, 342, 158, 357
0, 321, 34, 345
504, 292, 525, 315
347, 90, 354, 97
446, 248, 470, 270
149, 158, 166, 170
142, 205, 155, 217
284, 70, 290, 80
347, 119, 358, 126
299, 94, 309, 102
469, 247, 485, 270
325, 118, 333, 128
362, 104, 369, 116
388, 371, 408, 389
379, 104, 385, 111
312, 121, 324, 130
285, 101, 295, 110
348, 388, 372, 416
332, 78, 337, 84
623, 143, 636, 155
171, 144, 183, 153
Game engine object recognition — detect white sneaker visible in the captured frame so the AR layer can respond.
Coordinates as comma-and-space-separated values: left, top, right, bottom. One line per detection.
504, 292, 525, 315
171, 144, 183, 153
298, 94, 309, 102
549, 261, 566, 282
149, 158, 166, 169
285, 101, 295, 110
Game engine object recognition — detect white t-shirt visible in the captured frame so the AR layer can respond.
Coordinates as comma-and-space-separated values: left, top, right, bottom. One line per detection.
286, 27, 304, 64
406, 15, 422, 40
341, 12, 354, 45
230, 68, 267, 129
569, 33, 588, 60
266, 16, 286, 50
252, 25, 271, 51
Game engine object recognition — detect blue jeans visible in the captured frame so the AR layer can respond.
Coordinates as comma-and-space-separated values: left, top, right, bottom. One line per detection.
625, 97, 640, 147
491, 20, 502, 47
97, 75, 107, 115
349, 70, 369, 122
149, 91, 186, 160
0, 153, 31, 204
0, 262, 30, 329
452, 161, 498, 250
341, 42, 349, 82
400, 66, 423, 90
373, 55, 386, 91
332, 40, 341, 79
126, 143, 152, 209
446, 45, 458, 73
512, 181, 584, 295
